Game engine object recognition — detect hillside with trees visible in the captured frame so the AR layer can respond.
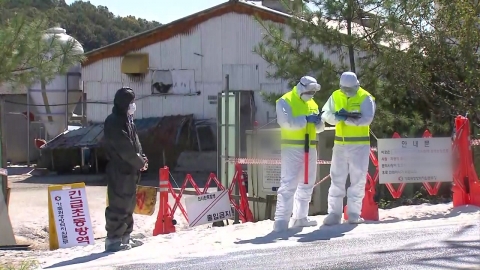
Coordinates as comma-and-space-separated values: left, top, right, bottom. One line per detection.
0, 0, 161, 52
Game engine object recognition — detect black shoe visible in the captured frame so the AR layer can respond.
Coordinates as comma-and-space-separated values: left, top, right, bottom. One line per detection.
105, 237, 132, 252
122, 234, 144, 248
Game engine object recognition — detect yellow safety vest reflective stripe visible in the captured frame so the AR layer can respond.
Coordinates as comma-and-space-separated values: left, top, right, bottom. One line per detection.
333, 87, 374, 145
277, 87, 319, 148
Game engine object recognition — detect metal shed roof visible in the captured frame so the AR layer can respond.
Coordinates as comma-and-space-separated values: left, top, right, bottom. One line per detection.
41, 115, 194, 150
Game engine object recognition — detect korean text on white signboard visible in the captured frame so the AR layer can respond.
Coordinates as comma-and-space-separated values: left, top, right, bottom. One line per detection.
262, 150, 281, 193
185, 190, 234, 227
377, 137, 453, 184
50, 188, 95, 248
259, 134, 281, 193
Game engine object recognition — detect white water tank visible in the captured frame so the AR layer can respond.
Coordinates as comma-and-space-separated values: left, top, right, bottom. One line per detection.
29, 27, 84, 139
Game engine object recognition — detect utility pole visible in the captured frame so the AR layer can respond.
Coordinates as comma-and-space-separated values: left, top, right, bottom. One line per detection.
0, 95, 8, 206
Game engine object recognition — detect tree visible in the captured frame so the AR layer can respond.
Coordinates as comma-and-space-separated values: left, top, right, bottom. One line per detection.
371, 0, 480, 135
254, 0, 416, 136
0, 0, 162, 53
0, 0, 85, 203
0, 1, 85, 87
256, 0, 480, 137
254, 0, 480, 203
433, 0, 480, 123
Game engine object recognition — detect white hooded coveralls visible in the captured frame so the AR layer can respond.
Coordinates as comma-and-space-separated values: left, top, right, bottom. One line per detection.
274, 79, 325, 222
321, 87, 376, 218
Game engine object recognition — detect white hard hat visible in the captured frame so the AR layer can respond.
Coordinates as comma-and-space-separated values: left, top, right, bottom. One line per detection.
340, 72, 359, 87
339, 72, 359, 97
297, 76, 321, 93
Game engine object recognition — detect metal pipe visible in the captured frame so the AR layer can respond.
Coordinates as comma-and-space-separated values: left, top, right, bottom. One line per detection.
224, 75, 230, 190
233, 91, 240, 224
51, 150, 54, 171
38, 126, 43, 157
196, 126, 202, 152
162, 149, 166, 167
82, 82, 87, 127
216, 92, 222, 189
26, 89, 30, 167
80, 147, 85, 168
65, 73, 69, 131
81, 81, 85, 127
1, 96, 6, 162
95, 149, 98, 173
0, 95, 7, 206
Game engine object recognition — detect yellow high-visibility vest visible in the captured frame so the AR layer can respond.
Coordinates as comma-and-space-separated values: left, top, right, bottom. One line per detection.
277, 87, 319, 148
333, 87, 374, 145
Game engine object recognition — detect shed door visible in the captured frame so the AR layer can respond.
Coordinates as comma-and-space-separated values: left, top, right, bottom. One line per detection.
222, 64, 259, 151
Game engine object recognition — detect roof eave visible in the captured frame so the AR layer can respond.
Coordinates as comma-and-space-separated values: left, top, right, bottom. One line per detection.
81, 1, 288, 67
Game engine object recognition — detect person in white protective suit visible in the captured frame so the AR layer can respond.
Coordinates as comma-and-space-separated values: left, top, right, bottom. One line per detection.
321, 71, 376, 225
273, 76, 325, 232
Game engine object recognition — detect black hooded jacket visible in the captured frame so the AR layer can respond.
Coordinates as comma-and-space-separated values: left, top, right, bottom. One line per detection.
103, 87, 145, 172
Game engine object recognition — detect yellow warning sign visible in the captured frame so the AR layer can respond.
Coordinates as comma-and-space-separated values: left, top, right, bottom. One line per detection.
106, 185, 157, 216
134, 185, 157, 216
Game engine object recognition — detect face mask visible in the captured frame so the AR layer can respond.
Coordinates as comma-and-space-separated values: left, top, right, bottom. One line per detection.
301, 94, 314, 101
128, 103, 136, 115
340, 86, 359, 97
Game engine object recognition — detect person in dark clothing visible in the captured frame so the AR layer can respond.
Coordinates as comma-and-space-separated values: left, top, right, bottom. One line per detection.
103, 87, 148, 252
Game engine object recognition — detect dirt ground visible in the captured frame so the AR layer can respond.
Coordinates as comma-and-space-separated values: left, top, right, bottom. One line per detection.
3, 166, 212, 250
0, 165, 214, 268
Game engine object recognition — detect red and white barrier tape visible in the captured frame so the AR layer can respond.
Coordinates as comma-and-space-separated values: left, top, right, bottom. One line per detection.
471, 139, 480, 146
229, 138, 480, 165
314, 174, 331, 187
229, 158, 331, 165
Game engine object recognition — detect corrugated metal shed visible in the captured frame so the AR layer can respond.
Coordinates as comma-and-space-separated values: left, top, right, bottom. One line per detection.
37, 114, 201, 173
41, 124, 104, 149
41, 115, 195, 150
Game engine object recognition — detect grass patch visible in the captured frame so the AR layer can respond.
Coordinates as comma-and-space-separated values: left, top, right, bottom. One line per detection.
0, 260, 38, 270
378, 189, 452, 209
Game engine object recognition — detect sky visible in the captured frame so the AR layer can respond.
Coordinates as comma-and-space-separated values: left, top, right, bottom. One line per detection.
65, 0, 229, 24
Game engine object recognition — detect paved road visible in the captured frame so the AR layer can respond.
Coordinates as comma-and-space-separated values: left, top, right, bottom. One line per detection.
117, 222, 480, 270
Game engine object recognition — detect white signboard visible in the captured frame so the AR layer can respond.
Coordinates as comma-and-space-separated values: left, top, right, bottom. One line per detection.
50, 187, 95, 248
185, 190, 234, 227
262, 150, 281, 193
378, 137, 453, 184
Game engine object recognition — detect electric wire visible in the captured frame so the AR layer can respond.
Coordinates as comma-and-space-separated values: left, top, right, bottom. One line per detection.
3, 93, 160, 106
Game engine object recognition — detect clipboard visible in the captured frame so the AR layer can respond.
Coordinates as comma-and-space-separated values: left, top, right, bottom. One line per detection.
337, 112, 362, 119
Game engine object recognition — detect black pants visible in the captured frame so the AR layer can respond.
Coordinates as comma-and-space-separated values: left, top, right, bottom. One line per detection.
105, 162, 140, 239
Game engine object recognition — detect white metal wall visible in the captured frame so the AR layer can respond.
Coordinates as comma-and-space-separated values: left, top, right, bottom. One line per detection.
82, 12, 354, 124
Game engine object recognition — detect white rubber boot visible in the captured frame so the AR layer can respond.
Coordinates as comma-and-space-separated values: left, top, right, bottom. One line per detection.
291, 217, 318, 228
272, 220, 289, 232
323, 213, 342, 226
347, 214, 365, 224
